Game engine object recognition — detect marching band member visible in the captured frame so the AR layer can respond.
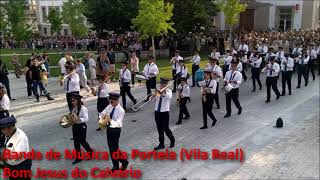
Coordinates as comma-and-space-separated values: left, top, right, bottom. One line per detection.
119, 62, 137, 110
249, 52, 262, 92
224, 61, 243, 118
64, 61, 80, 112
280, 54, 294, 96
296, 49, 309, 88
199, 69, 217, 129
99, 93, 129, 171
0, 84, 10, 119
191, 50, 201, 87
95, 75, 109, 131
170, 50, 183, 93
275, 46, 285, 64
0, 116, 32, 180
75, 59, 89, 90
262, 55, 280, 103
291, 43, 302, 73
317, 42, 320, 75
222, 50, 233, 77
176, 77, 190, 125
239, 50, 248, 82
206, 57, 222, 109
238, 40, 249, 55
175, 59, 188, 88
210, 47, 221, 60
70, 93, 93, 165
265, 47, 276, 63
143, 55, 159, 102
153, 78, 175, 150
307, 43, 317, 81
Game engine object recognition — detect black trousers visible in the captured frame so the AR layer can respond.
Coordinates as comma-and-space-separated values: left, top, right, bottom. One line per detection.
202, 93, 216, 126
297, 64, 308, 87
307, 59, 316, 80
251, 67, 262, 90
120, 83, 136, 109
26, 73, 33, 96
146, 77, 156, 99
107, 127, 128, 169
6, 159, 32, 180
131, 71, 141, 85
172, 69, 177, 92
266, 77, 280, 101
177, 97, 190, 123
1, 79, 11, 100
281, 71, 292, 94
192, 64, 199, 86
213, 82, 220, 107
72, 123, 92, 160
97, 97, 109, 113
154, 111, 175, 146
226, 88, 242, 115
66, 91, 79, 112
223, 65, 229, 77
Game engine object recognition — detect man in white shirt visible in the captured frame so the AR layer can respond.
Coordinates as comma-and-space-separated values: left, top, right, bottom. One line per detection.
238, 40, 249, 55
88, 53, 97, 85
262, 56, 280, 103
291, 43, 302, 73
143, 56, 159, 102
206, 57, 222, 109
223, 50, 233, 77
0, 116, 32, 180
275, 46, 285, 64
119, 62, 137, 110
95, 75, 109, 131
223, 61, 243, 118
296, 49, 309, 88
249, 52, 262, 92
170, 50, 183, 92
63, 61, 80, 112
210, 47, 221, 60
307, 44, 317, 81
58, 53, 67, 76
176, 77, 190, 125
0, 84, 10, 119
317, 42, 320, 75
191, 50, 201, 87
153, 78, 175, 150
280, 54, 294, 96
100, 93, 129, 171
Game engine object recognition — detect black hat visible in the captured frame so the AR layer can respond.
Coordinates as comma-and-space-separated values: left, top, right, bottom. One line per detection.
70, 93, 82, 100
180, 77, 188, 81
204, 69, 212, 73
97, 75, 105, 80
175, 50, 180, 53
109, 93, 121, 100
121, 61, 128, 65
275, 117, 283, 128
226, 49, 232, 53
160, 77, 170, 84
0, 115, 17, 128
209, 56, 218, 61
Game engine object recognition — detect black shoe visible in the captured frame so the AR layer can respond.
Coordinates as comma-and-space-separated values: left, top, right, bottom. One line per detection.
276, 95, 280, 100
265, 100, 270, 103
96, 127, 101, 131
36, 96, 40, 102
238, 108, 242, 115
200, 126, 208, 129
251, 89, 256, 92
47, 95, 54, 101
296, 86, 300, 89
216, 106, 220, 109
191, 85, 195, 87
172, 90, 176, 93
72, 159, 82, 165
280, 93, 285, 96
212, 120, 217, 127
289, 92, 292, 95
176, 121, 182, 125
313, 77, 315, 81
120, 161, 129, 170
224, 114, 231, 118
133, 99, 137, 105
170, 140, 175, 148
259, 87, 262, 90
305, 83, 308, 86
154, 145, 165, 150
70, 138, 73, 140
11, 98, 16, 101
183, 116, 190, 120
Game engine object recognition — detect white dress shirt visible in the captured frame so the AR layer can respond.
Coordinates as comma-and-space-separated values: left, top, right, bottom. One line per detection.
265, 53, 276, 62
176, 65, 188, 77
72, 105, 89, 123
262, 62, 280, 77
143, 63, 159, 79
240, 55, 247, 63
224, 70, 242, 88
275, 51, 285, 61
5, 128, 29, 165
205, 64, 222, 82
119, 68, 131, 83
97, 83, 109, 98
229, 62, 243, 72
171, 56, 183, 70
281, 57, 294, 71
154, 89, 172, 112
59, 57, 66, 74
238, 44, 249, 54
250, 57, 262, 68
178, 84, 190, 97
199, 79, 217, 94
223, 55, 232, 66
64, 73, 80, 93
210, 52, 220, 59
308, 49, 317, 59
0, 94, 10, 111
260, 45, 268, 54
192, 55, 201, 65
292, 47, 302, 55
296, 55, 310, 64
100, 104, 125, 128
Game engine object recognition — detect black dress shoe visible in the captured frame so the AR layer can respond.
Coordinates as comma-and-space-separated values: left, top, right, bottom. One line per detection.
296, 86, 300, 89
191, 85, 195, 87
305, 83, 308, 86
170, 140, 175, 148
183, 116, 190, 120
259, 87, 262, 90
211, 120, 217, 127
200, 126, 208, 129
154, 145, 165, 150
96, 127, 101, 131
224, 114, 231, 118
276, 95, 280, 100
251, 89, 256, 92
133, 100, 137, 105
120, 161, 129, 170
280, 93, 285, 96
176, 121, 182, 125
289, 92, 292, 95
216, 106, 220, 109
172, 90, 176, 93
265, 100, 270, 103
238, 108, 242, 115
72, 159, 82, 165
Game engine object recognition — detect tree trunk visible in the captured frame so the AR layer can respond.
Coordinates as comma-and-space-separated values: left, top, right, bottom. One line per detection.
152, 36, 156, 60
229, 26, 233, 49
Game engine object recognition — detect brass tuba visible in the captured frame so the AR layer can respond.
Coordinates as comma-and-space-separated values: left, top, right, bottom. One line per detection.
58, 113, 77, 128
98, 114, 111, 130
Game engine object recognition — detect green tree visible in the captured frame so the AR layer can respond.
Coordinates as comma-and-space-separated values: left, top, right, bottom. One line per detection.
48, 8, 62, 36
216, 0, 246, 44
83, 0, 138, 36
132, 0, 175, 59
5, 0, 32, 44
61, 0, 88, 38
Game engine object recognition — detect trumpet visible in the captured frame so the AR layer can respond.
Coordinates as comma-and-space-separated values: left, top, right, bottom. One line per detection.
58, 113, 77, 128
98, 114, 111, 129
132, 80, 174, 112
57, 71, 76, 86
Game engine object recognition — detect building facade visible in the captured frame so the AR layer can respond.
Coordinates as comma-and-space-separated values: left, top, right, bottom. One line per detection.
215, 0, 319, 31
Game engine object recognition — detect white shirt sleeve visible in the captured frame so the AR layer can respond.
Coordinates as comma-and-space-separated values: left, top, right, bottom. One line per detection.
0, 94, 10, 110
79, 106, 89, 123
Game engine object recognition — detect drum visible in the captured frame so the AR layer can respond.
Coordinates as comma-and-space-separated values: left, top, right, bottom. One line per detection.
224, 83, 233, 94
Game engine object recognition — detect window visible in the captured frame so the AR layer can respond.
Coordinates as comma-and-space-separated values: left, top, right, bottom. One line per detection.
64, 29, 68, 36
278, 8, 292, 31
44, 27, 47, 35
42, 7, 47, 23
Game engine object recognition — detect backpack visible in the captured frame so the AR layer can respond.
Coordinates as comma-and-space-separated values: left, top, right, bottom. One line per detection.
195, 69, 204, 83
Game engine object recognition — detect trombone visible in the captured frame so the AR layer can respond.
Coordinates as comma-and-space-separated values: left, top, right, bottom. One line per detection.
131, 80, 174, 112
